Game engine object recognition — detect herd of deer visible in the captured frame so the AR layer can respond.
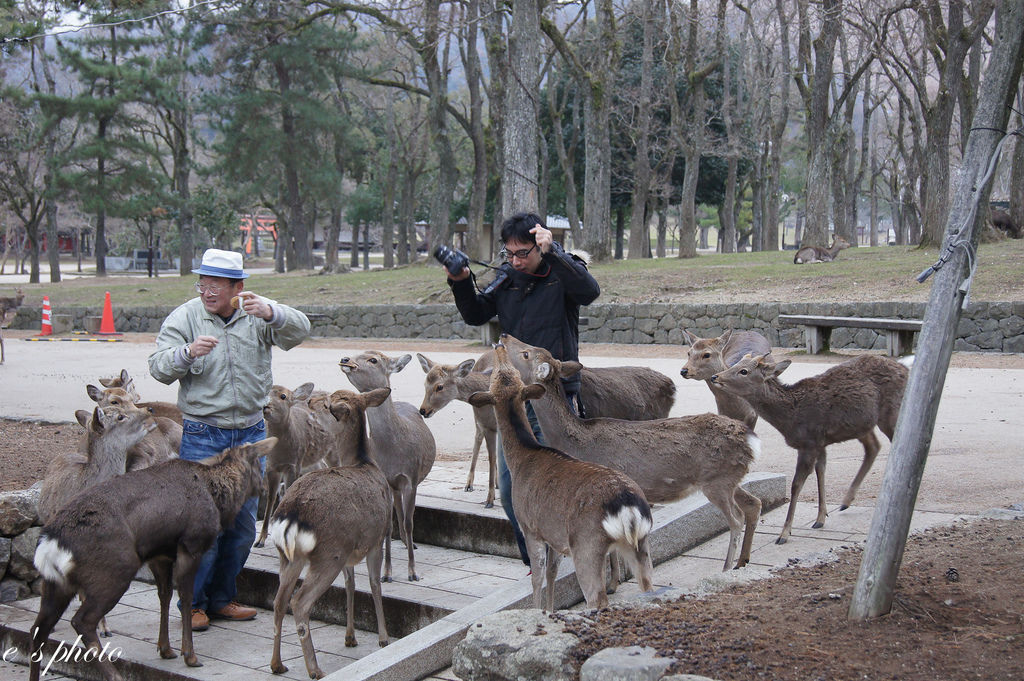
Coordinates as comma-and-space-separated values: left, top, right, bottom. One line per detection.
22, 328, 912, 681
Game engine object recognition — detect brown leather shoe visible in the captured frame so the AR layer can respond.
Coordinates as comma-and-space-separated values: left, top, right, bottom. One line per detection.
210, 602, 257, 621
191, 608, 210, 632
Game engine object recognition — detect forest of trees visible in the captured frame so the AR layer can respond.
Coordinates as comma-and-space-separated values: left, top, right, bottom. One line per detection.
1, 0, 1022, 282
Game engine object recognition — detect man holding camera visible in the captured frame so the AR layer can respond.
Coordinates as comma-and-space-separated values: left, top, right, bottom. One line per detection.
443, 212, 600, 566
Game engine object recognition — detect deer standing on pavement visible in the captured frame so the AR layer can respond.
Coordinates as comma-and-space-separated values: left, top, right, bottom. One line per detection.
29, 438, 273, 681
468, 342, 654, 610
0, 288, 24, 364
711, 353, 910, 544
793, 235, 851, 264
680, 329, 772, 429
340, 350, 436, 581
501, 334, 762, 571
268, 388, 393, 680
416, 349, 676, 508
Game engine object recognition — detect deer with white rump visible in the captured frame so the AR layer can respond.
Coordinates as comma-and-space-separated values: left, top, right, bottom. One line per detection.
417, 349, 677, 508
468, 342, 654, 610
680, 329, 772, 429
711, 353, 910, 544
340, 350, 436, 581
501, 334, 762, 571
29, 438, 273, 681
268, 388, 392, 679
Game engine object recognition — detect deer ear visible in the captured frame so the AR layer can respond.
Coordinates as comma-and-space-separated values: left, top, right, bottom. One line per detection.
719, 328, 733, 345
560, 361, 583, 377
86, 384, 104, 403
90, 407, 105, 432
522, 384, 546, 401
75, 409, 91, 428
682, 329, 696, 345
392, 354, 412, 373
98, 377, 115, 388
249, 437, 277, 459
364, 387, 391, 408
455, 358, 476, 378
293, 382, 315, 401
770, 359, 792, 377
417, 353, 433, 373
467, 391, 495, 408
535, 363, 552, 380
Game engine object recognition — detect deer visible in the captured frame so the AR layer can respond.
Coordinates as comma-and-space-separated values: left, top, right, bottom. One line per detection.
268, 388, 393, 680
990, 208, 1021, 239
710, 353, 910, 544
0, 287, 24, 364
254, 382, 334, 548
29, 438, 274, 681
416, 349, 677, 508
86, 382, 181, 470
98, 369, 183, 424
467, 342, 654, 610
680, 329, 772, 429
793, 235, 851, 264
501, 333, 763, 571
339, 350, 436, 581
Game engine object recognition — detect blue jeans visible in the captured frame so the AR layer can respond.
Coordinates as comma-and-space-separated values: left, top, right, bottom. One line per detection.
179, 419, 266, 613
497, 395, 577, 566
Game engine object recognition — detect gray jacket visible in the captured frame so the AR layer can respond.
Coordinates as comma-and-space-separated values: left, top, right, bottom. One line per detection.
148, 297, 311, 429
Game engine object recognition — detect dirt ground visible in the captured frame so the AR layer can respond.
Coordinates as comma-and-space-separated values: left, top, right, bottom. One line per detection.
2, 337, 1022, 681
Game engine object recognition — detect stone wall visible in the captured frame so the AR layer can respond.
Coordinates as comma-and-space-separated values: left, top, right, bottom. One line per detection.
0, 487, 42, 603
10, 301, 1024, 353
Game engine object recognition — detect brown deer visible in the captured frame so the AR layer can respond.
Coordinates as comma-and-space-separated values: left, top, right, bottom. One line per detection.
0, 288, 24, 364
680, 329, 772, 429
467, 342, 654, 611
86, 382, 181, 470
98, 369, 183, 424
711, 353, 910, 544
268, 388, 393, 680
29, 438, 274, 681
793, 235, 851, 264
501, 334, 762, 571
254, 382, 332, 548
339, 350, 436, 581
416, 350, 677, 507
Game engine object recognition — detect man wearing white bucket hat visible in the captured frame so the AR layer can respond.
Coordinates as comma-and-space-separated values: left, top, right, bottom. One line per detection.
148, 248, 310, 631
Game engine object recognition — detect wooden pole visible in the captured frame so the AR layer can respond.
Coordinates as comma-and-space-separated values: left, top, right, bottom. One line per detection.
849, 0, 1024, 621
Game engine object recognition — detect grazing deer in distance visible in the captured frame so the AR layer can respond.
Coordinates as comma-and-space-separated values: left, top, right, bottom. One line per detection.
0, 288, 24, 363
711, 353, 910, 544
468, 342, 654, 610
793, 235, 851, 264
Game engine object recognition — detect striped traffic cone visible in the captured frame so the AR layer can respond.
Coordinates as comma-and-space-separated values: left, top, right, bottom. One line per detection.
39, 296, 52, 336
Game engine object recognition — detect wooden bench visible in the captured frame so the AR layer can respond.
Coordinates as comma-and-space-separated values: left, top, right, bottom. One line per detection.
777, 314, 923, 357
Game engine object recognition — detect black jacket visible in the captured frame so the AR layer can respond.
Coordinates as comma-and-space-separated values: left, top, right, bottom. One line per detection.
449, 243, 600, 394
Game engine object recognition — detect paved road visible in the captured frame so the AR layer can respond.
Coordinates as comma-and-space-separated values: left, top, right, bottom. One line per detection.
2, 330, 1021, 515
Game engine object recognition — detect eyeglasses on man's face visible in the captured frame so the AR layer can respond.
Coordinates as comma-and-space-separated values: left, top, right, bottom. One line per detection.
195, 282, 225, 295
501, 244, 537, 260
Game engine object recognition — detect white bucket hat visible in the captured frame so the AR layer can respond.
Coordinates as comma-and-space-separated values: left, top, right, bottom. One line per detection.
192, 248, 249, 279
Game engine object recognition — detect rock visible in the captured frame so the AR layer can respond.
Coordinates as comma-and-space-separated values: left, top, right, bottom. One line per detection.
0, 578, 31, 603
9, 527, 42, 582
661, 675, 721, 681
0, 488, 41, 536
453, 609, 581, 681
580, 646, 675, 681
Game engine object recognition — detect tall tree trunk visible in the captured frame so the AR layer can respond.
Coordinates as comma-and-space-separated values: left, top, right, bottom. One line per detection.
424, 0, 459, 255
627, 0, 657, 260
502, 0, 541, 215
481, 0, 508, 250
463, 0, 490, 260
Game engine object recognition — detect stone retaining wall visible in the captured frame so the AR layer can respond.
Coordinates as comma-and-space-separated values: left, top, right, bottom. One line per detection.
0, 487, 42, 603
10, 301, 1024, 353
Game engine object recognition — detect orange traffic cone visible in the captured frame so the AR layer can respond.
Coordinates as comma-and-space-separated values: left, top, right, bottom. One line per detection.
96, 291, 120, 335
39, 296, 52, 336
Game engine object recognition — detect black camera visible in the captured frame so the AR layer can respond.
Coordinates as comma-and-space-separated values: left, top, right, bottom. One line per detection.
433, 245, 469, 274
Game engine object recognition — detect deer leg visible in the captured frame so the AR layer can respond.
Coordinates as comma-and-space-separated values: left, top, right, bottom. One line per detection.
569, 540, 609, 610
812, 449, 829, 528
291, 554, 344, 680
733, 487, 763, 568
365, 543, 390, 647
466, 422, 483, 492
70, 586, 128, 681
399, 482, 419, 581
149, 558, 177, 659
703, 483, 744, 570
28, 581, 76, 681
484, 427, 497, 508
606, 553, 621, 595
254, 468, 283, 548
173, 548, 201, 668
524, 534, 547, 608
543, 544, 562, 613
382, 495, 394, 583
343, 566, 357, 647
270, 553, 306, 675
777, 449, 817, 544
842, 431, 881, 510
